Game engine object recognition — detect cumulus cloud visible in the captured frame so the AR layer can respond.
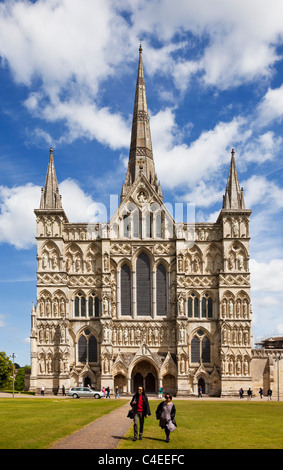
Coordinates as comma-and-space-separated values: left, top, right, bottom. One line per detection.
0, 179, 106, 249
250, 258, 283, 292
256, 84, 283, 127
1, 0, 283, 150
150, 108, 247, 190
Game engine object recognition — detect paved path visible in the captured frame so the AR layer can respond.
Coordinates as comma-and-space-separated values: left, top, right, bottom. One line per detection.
51, 400, 133, 449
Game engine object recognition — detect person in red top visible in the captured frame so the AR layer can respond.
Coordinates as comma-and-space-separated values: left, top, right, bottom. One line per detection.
130, 386, 151, 441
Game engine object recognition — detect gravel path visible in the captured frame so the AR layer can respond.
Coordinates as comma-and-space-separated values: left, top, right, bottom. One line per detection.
50, 401, 133, 449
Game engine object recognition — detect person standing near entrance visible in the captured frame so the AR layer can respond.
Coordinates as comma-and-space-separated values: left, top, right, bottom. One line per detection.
130, 386, 151, 441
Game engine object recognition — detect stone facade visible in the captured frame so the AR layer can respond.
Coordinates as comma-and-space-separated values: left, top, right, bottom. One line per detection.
29, 46, 282, 397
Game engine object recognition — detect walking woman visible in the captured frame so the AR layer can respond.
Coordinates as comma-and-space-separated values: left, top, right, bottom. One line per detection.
130, 386, 151, 441
156, 393, 177, 443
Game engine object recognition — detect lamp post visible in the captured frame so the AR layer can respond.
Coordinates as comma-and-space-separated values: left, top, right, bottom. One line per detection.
10, 353, 16, 398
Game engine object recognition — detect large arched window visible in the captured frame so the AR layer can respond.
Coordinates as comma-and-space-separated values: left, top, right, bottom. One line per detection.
137, 253, 151, 316
78, 329, 98, 364
78, 335, 87, 362
191, 330, 211, 364
156, 264, 167, 316
121, 263, 131, 316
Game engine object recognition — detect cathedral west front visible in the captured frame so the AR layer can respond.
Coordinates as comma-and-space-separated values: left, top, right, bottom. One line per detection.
29, 46, 281, 397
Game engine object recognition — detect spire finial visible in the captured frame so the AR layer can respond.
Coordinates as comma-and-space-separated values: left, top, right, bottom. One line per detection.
139, 39, 143, 53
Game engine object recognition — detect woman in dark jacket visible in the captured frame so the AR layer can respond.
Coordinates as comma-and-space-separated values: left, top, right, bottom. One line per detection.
156, 393, 177, 442
130, 386, 151, 441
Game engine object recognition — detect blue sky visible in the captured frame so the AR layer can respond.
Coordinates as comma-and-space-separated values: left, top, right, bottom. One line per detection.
1, 0, 283, 366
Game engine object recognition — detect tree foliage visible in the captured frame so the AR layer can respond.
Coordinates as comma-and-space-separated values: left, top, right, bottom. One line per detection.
0, 352, 13, 389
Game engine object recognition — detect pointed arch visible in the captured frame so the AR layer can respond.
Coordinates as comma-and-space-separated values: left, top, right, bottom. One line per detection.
136, 252, 151, 316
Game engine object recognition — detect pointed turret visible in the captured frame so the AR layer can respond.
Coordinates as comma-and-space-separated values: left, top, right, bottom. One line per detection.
122, 45, 160, 199
222, 149, 245, 210
40, 147, 63, 210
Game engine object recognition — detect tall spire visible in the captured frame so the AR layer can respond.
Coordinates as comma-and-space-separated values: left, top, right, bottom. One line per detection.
123, 44, 160, 195
40, 147, 63, 210
222, 149, 245, 210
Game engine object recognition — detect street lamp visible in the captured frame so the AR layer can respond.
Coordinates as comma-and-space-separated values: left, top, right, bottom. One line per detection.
10, 353, 16, 398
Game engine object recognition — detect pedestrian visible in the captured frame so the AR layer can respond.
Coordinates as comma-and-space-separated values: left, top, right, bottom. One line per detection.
102, 386, 105, 394
247, 387, 252, 400
267, 388, 272, 400
130, 386, 151, 441
198, 386, 202, 398
239, 388, 244, 399
62, 385, 66, 396
158, 386, 163, 398
115, 386, 120, 398
41, 385, 45, 396
259, 387, 263, 399
156, 393, 177, 443
105, 386, 110, 398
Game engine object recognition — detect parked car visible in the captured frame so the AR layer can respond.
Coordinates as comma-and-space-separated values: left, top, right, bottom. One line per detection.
68, 387, 105, 399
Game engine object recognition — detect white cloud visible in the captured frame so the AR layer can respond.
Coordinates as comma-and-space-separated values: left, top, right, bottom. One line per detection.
0, 179, 105, 249
151, 108, 246, 189
59, 179, 107, 223
256, 84, 283, 127
1, 0, 283, 149
250, 258, 283, 292
0, 183, 39, 249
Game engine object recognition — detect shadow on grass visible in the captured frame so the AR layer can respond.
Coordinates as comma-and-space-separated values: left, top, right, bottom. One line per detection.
112, 435, 165, 443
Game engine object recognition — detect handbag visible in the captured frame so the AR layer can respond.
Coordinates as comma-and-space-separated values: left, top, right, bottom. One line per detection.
127, 409, 135, 419
167, 420, 176, 432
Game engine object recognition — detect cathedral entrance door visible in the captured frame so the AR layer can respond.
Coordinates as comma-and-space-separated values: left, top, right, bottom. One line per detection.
198, 377, 205, 394
133, 372, 143, 391
145, 373, 155, 393
131, 361, 157, 394
84, 376, 92, 387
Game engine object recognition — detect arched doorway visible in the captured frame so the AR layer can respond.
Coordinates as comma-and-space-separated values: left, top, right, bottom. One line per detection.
84, 376, 92, 387
131, 360, 157, 394
198, 377, 206, 394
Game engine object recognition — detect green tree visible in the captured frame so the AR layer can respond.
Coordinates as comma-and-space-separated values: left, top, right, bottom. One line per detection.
0, 352, 13, 389
15, 366, 31, 391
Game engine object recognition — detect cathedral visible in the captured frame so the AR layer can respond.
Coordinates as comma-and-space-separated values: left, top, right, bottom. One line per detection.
29, 46, 281, 397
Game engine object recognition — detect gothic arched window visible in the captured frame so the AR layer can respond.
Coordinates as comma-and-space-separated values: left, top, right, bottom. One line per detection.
78, 335, 87, 363
137, 253, 151, 316
156, 264, 167, 316
88, 292, 100, 318
191, 331, 211, 364
78, 330, 98, 364
121, 263, 131, 316
74, 293, 86, 317
201, 293, 213, 318
187, 293, 200, 318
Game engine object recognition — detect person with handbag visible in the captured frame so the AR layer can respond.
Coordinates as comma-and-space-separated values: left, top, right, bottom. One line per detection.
156, 393, 177, 443
130, 386, 151, 441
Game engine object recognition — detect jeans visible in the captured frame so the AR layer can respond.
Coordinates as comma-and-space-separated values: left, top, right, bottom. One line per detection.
133, 412, 144, 438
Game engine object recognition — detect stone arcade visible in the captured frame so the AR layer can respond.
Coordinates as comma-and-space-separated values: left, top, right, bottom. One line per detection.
29, 46, 282, 397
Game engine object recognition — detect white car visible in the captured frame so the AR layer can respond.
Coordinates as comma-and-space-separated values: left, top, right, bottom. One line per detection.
68, 387, 105, 399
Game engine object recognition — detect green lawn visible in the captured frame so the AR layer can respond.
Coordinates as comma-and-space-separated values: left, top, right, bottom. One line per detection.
119, 400, 283, 449
1, 398, 283, 449
0, 397, 128, 449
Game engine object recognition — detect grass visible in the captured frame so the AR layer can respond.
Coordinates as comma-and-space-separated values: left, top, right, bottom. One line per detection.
0, 397, 128, 449
118, 400, 283, 449
1, 397, 283, 449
